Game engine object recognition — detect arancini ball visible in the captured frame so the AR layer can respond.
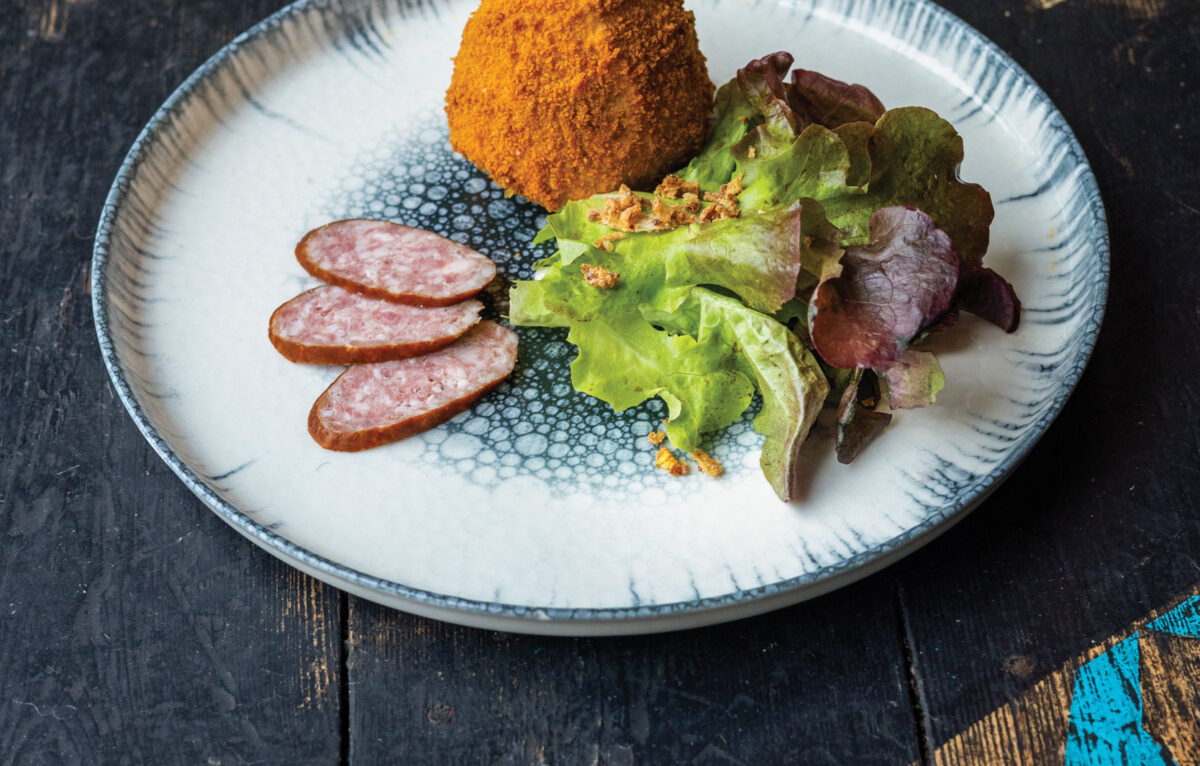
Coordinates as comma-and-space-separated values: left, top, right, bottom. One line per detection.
445, 0, 714, 211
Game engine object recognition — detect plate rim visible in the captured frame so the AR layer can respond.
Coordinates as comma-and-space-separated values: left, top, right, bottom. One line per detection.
92, 0, 1110, 634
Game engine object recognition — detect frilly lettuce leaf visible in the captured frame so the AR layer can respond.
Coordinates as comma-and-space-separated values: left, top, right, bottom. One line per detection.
880, 349, 946, 409
678, 54, 992, 263
822, 107, 995, 261
835, 369, 892, 465
790, 68, 886, 129
678, 78, 758, 189
568, 311, 755, 451
651, 288, 828, 500
809, 206, 959, 369
510, 198, 831, 498
737, 53, 802, 150
511, 53, 1019, 492
525, 201, 808, 316
957, 265, 1022, 332
736, 124, 865, 213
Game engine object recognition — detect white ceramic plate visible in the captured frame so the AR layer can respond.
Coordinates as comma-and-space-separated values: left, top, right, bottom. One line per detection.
93, 0, 1107, 635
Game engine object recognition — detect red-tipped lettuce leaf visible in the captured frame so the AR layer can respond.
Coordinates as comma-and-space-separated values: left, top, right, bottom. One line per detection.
834, 121, 874, 188
823, 108, 995, 262
957, 266, 1022, 332
880, 349, 946, 409
809, 206, 959, 369
737, 52, 801, 153
836, 369, 892, 464
790, 69, 886, 129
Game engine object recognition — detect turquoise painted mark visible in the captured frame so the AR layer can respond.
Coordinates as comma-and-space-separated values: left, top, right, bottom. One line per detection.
1065, 635, 1177, 766
1145, 595, 1200, 639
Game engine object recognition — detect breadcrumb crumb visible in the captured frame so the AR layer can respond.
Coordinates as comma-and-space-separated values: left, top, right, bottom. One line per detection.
692, 450, 724, 477
581, 263, 620, 288
655, 447, 689, 476
694, 175, 745, 223
593, 232, 626, 251
596, 185, 646, 232
650, 198, 696, 228
654, 174, 701, 200
647, 430, 666, 446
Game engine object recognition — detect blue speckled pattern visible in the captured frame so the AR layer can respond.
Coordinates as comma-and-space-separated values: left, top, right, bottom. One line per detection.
93, 0, 1108, 634
330, 111, 765, 494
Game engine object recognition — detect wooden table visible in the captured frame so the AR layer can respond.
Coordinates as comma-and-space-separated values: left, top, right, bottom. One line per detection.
2, 0, 1197, 762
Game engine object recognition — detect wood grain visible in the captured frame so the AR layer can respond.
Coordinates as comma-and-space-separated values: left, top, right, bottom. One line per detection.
1140, 630, 1200, 761
895, 0, 1200, 760
345, 581, 920, 765
0, 0, 341, 763
2, 0, 1198, 761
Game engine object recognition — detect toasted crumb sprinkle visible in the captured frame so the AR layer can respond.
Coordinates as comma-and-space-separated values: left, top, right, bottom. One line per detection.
588, 175, 742, 237
692, 450, 724, 477
698, 175, 744, 223
654, 174, 701, 200
595, 185, 646, 232
655, 447, 689, 476
581, 263, 620, 288
650, 197, 696, 229
748, 146, 757, 159
593, 232, 626, 251
618, 202, 644, 230
647, 430, 666, 446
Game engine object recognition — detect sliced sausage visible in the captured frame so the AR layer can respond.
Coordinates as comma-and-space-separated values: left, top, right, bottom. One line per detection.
309, 321, 518, 451
296, 219, 497, 307
269, 285, 482, 365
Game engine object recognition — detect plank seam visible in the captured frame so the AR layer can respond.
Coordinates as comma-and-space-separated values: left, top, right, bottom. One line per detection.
339, 593, 350, 766
898, 582, 934, 765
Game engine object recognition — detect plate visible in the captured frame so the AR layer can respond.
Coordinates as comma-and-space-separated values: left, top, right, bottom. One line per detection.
93, 0, 1107, 635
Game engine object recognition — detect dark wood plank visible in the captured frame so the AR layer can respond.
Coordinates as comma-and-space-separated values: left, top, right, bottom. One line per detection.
895, 0, 1200, 758
346, 578, 920, 766
0, 0, 341, 762
5, 0, 1197, 761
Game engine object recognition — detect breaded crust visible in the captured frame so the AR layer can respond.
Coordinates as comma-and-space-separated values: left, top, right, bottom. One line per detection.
446, 0, 714, 210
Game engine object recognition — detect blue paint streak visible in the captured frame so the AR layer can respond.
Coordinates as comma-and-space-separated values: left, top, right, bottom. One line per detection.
1146, 596, 1200, 639
1065, 635, 1177, 765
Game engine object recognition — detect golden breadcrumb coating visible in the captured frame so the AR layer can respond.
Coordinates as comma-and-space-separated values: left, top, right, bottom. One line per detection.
445, 0, 715, 210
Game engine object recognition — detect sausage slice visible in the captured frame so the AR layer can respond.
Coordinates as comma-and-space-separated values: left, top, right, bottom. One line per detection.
308, 321, 518, 451
269, 285, 482, 365
296, 219, 497, 306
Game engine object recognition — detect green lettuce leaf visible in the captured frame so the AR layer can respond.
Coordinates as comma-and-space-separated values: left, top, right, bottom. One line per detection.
677, 79, 758, 189
510, 54, 1011, 496
568, 311, 755, 451
645, 288, 829, 500
822, 107, 994, 261
530, 201, 809, 315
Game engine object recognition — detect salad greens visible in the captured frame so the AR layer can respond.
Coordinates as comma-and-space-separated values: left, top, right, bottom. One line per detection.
509, 52, 1021, 501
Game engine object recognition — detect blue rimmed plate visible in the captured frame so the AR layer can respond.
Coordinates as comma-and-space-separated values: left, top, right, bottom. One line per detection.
93, 0, 1107, 635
